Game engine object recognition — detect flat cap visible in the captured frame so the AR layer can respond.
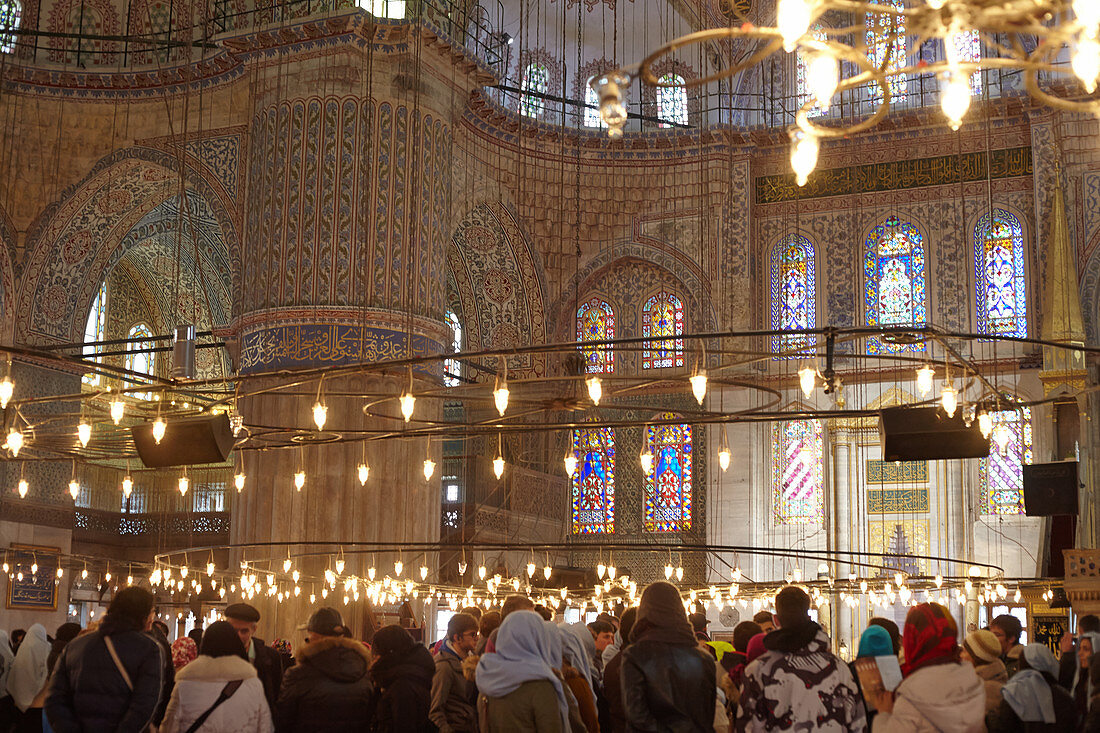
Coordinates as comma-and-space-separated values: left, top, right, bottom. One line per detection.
224, 603, 261, 623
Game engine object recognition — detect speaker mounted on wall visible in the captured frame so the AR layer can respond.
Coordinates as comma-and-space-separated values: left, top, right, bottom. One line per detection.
1023, 461, 1079, 516
131, 413, 234, 468
879, 406, 990, 461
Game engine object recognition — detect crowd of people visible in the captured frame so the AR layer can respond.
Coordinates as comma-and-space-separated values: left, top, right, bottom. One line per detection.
0, 582, 1097, 731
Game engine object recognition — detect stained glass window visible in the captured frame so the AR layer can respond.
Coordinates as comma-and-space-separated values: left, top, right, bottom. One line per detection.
577, 297, 614, 374
657, 74, 688, 127
949, 30, 982, 94
444, 308, 462, 386
866, 0, 907, 104
584, 77, 605, 128
771, 234, 816, 355
520, 63, 550, 118
979, 407, 1033, 515
82, 281, 108, 386
124, 323, 155, 400
0, 0, 20, 54
865, 216, 926, 354
795, 25, 828, 116
642, 292, 684, 369
572, 427, 615, 534
974, 209, 1026, 338
773, 419, 824, 525
645, 417, 692, 532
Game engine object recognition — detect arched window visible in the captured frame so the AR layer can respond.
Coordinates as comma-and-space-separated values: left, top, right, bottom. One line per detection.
770, 234, 816, 355
641, 292, 684, 369
572, 427, 615, 534
949, 30, 982, 94
866, 0, 907, 104
0, 0, 21, 54
82, 281, 108, 387
645, 417, 692, 532
583, 77, 605, 128
443, 308, 462, 386
656, 74, 688, 127
979, 407, 1033, 515
520, 63, 550, 118
974, 209, 1026, 338
362, 0, 405, 19
124, 323, 155, 400
795, 25, 828, 116
865, 216, 926, 354
773, 419, 824, 525
577, 297, 614, 374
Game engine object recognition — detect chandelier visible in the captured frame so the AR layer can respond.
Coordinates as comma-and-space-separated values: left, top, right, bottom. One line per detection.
592, 0, 1100, 183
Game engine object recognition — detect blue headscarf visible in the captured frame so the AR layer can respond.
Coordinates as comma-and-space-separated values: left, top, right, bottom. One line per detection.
559, 623, 597, 689
476, 611, 569, 731
1002, 644, 1058, 723
857, 626, 895, 658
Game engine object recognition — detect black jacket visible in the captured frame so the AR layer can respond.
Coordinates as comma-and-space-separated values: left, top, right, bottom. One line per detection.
45, 628, 165, 733
149, 628, 174, 725
369, 643, 436, 733
275, 635, 374, 733
985, 673, 1078, 733
251, 636, 284, 714
621, 639, 716, 733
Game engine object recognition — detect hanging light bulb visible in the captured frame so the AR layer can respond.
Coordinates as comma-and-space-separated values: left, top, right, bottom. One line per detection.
423, 459, 436, 480
718, 445, 731, 472
17, 478, 27, 498
394, 560, 403, 576
664, 564, 674, 580
564, 451, 578, 477
6, 428, 23, 457
1076, 0, 1100, 29
420, 565, 428, 580
293, 471, 305, 491
992, 423, 1013, 455
110, 398, 125, 425
777, 0, 812, 51
640, 446, 653, 474
526, 562, 536, 577
122, 476, 133, 498
689, 369, 707, 405
68, 479, 79, 501
586, 375, 603, 405
675, 566, 684, 581
312, 402, 328, 431
207, 560, 215, 576
400, 392, 415, 422
608, 565, 617, 580
178, 475, 189, 496
543, 565, 552, 580
335, 556, 345, 574
916, 365, 934, 397
597, 563, 606, 579
234, 473, 246, 492
368, 566, 376, 580
76, 419, 91, 448
493, 434, 505, 479
478, 565, 487, 580
493, 367, 509, 417
357, 462, 370, 485
0, 374, 13, 409
152, 417, 167, 444
283, 557, 292, 573
977, 411, 993, 439
798, 366, 816, 398
940, 72, 972, 130
789, 128, 819, 187
1073, 35, 1100, 93
806, 50, 838, 110
940, 383, 958, 418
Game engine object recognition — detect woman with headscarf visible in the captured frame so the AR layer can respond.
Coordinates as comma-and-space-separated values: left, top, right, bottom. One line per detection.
1073, 631, 1100, 719
476, 610, 569, 732
557, 627, 598, 732
849, 625, 896, 725
171, 637, 199, 672
367, 625, 435, 733
871, 603, 985, 732
960, 629, 1008, 714
986, 643, 1077, 732
621, 581, 716, 732
6, 624, 49, 724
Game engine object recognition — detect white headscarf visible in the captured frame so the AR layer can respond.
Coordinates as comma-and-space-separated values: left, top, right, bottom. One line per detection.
0, 630, 14, 698
6, 623, 49, 711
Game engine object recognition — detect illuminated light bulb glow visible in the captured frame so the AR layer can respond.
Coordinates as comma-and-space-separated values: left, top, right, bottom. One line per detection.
564, 452, 578, 477
586, 376, 603, 405
493, 381, 509, 417
294, 471, 305, 491
0, 376, 12, 409
394, 560, 403, 576
640, 449, 654, 475
77, 421, 91, 448
940, 72, 972, 130
940, 383, 958, 418
798, 366, 816, 398
992, 423, 1013, 455
234, 473, 246, 492
178, 476, 189, 496
806, 51, 838, 110
69, 480, 80, 501
400, 392, 415, 422
207, 561, 215, 576
777, 0, 812, 52
1073, 35, 1100, 93
357, 463, 369, 485
152, 418, 167, 444
6, 428, 23, 456
110, 399, 125, 425
312, 402, 328, 431
543, 565, 552, 580
420, 566, 428, 580
478, 565, 487, 580
527, 562, 536, 577
689, 371, 707, 405
122, 476, 133, 498
789, 129, 819, 187
493, 455, 505, 479
283, 558, 292, 573
17, 479, 27, 498
664, 564, 674, 580
675, 566, 684, 581
423, 459, 436, 480
916, 365, 934, 397
597, 563, 606, 579
718, 447, 731, 472
977, 411, 993, 439
335, 557, 345, 574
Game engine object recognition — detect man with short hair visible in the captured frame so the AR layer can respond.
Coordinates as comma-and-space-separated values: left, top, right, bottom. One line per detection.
752, 610, 775, 634
224, 602, 284, 714
429, 613, 479, 733
989, 614, 1024, 677
736, 586, 866, 732
688, 611, 711, 642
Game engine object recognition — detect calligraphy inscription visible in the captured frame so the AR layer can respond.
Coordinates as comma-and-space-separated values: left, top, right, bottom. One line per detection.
241, 324, 443, 371
867, 488, 930, 513
1033, 615, 1069, 655
867, 459, 929, 483
5, 545, 59, 610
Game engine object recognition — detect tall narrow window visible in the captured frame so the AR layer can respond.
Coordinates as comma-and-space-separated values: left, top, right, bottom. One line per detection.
865, 216, 926, 354
656, 74, 688, 127
444, 308, 462, 386
795, 25, 828, 116
949, 30, 982, 94
520, 63, 550, 118
124, 323, 155, 400
0, 0, 21, 54
82, 281, 108, 386
975, 209, 1026, 338
773, 419, 824, 525
577, 297, 614, 374
771, 234, 816, 355
645, 417, 692, 532
362, 0, 406, 19
866, 0, 907, 104
979, 407, 1033, 515
641, 292, 684, 369
583, 77, 605, 128
572, 427, 615, 534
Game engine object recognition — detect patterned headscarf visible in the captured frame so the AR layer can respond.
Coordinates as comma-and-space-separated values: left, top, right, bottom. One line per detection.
171, 637, 198, 670
901, 602, 958, 676
272, 638, 292, 656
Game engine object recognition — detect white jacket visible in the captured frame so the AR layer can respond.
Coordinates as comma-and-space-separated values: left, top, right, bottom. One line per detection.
159, 654, 273, 733
872, 662, 986, 733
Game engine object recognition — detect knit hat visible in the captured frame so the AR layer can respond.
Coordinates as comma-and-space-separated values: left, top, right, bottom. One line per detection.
964, 629, 1002, 664
371, 625, 416, 658
858, 626, 895, 658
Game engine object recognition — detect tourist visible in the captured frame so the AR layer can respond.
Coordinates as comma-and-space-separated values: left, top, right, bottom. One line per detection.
960, 629, 1008, 714
990, 614, 1025, 677
368, 625, 435, 733
45, 625, 79, 676
736, 586, 864, 732
275, 607, 372, 732
584, 620, 614, 677
159, 620, 273, 733
871, 602, 984, 732
476, 612, 501, 655
717, 620, 761, 718
1059, 615, 1100, 690
0, 629, 15, 730
1073, 630, 1100, 717
45, 587, 165, 731
985, 643, 1076, 732
458, 606, 483, 622
602, 607, 636, 733
558, 627, 598, 732
868, 617, 902, 656
224, 603, 283, 714
429, 613, 479, 733
10, 632, 25, 657
8, 624, 49, 722
149, 618, 175, 726
850, 625, 894, 725
621, 581, 715, 731
171, 637, 198, 671
1082, 662, 1100, 732
483, 596, 536, 654
689, 612, 711, 643
475, 610, 569, 732
751, 611, 775, 635
271, 640, 293, 672
188, 628, 204, 647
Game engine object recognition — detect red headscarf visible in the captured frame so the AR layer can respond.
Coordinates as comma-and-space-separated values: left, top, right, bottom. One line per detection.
171, 637, 198, 671
901, 602, 959, 676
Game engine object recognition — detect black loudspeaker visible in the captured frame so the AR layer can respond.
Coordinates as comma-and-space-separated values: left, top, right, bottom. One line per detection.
879, 406, 990, 461
1023, 461, 1079, 516
131, 413, 234, 468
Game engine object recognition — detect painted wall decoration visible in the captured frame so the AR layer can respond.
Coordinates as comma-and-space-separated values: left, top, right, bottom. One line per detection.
866, 459, 928, 483
4, 545, 59, 610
